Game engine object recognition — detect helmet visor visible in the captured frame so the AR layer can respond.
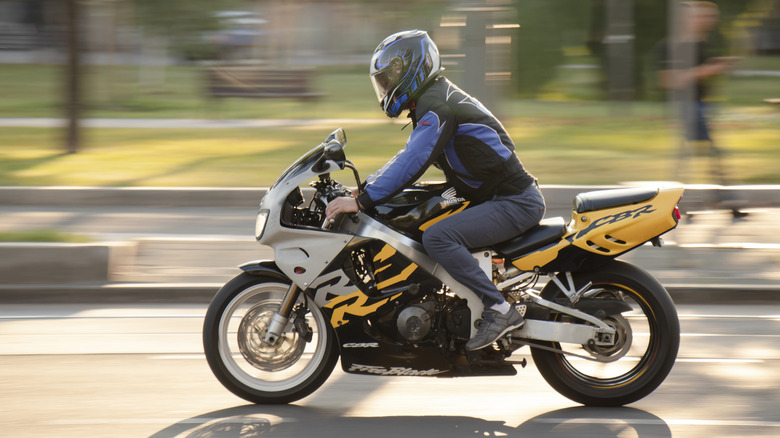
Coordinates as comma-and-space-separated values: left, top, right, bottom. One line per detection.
370, 69, 398, 104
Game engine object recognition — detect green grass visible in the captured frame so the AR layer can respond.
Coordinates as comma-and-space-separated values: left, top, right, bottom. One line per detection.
0, 64, 383, 119
1, 58, 778, 118
0, 61, 778, 186
1, 106, 777, 186
0, 229, 91, 243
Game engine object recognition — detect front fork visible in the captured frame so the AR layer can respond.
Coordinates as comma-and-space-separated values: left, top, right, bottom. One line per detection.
262, 283, 301, 345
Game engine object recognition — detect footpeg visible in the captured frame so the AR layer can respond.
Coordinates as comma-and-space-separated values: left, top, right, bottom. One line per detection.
507, 358, 528, 368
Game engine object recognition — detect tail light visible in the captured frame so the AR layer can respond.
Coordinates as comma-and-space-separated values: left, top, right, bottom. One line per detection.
672, 194, 683, 221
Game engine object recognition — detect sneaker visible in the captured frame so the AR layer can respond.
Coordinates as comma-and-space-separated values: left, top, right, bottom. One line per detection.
465, 306, 525, 351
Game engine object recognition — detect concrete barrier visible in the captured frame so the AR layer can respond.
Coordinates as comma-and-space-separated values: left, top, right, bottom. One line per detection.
0, 241, 136, 284
0, 185, 778, 304
0, 186, 265, 207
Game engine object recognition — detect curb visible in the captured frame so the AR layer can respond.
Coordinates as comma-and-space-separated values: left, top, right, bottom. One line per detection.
0, 283, 221, 304
665, 284, 780, 304
0, 241, 137, 284
0, 186, 266, 208
2, 185, 779, 305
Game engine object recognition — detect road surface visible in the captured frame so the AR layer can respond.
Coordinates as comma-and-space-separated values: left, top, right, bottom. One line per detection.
1, 303, 778, 437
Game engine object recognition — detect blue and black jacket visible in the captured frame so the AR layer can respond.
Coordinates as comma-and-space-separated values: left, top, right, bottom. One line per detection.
357, 77, 535, 210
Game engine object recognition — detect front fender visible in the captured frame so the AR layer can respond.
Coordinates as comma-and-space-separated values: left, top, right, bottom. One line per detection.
238, 260, 290, 283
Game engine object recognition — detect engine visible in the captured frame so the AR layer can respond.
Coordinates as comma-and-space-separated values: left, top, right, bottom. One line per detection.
396, 301, 436, 342
394, 295, 471, 344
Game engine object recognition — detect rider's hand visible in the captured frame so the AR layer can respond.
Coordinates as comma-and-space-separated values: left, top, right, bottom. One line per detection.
325, 196, 359, 222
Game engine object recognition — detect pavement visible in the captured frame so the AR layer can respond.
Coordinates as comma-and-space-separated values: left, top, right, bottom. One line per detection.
0, 184, 779, 304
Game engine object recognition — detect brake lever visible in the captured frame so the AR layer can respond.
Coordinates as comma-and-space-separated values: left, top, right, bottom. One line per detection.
321, 212, 357, 230
321, 217, 337, 230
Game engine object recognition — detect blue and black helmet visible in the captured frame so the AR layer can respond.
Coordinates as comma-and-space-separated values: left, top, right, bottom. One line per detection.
370, 30, 444, 118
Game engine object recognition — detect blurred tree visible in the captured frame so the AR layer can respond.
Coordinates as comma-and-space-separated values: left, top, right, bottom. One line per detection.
593, 0, 751, 99
64, 0, 81, 154
511, 0, 570, 96
585, 0, 668, 100
510, 0, 753, 99
634, 0, 669, 98
133, 0, 234, 60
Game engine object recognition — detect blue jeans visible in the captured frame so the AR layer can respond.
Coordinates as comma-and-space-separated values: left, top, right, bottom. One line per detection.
683, 101, 711, 142
422, 184, 546, 307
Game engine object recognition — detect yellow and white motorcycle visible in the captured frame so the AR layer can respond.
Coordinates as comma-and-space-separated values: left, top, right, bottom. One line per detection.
203, 128, 683, 406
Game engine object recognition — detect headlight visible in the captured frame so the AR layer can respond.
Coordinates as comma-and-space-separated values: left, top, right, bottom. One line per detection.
255, 209, 270, 240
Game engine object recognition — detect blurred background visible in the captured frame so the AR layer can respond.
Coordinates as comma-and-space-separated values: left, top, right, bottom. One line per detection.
2, 5, 780, 436
0, 0, 778, 187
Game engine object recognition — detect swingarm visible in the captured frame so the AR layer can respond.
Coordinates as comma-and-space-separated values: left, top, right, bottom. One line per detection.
511, 290, 618, 347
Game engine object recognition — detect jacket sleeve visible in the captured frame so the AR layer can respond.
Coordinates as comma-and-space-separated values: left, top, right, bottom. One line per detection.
357, 109, 451, 210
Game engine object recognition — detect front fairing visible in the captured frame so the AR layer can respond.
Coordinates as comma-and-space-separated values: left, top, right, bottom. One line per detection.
255, 129, 351, 289
266, 126, 347, 193
255, 128, 486, 338
271, 145, 330, 191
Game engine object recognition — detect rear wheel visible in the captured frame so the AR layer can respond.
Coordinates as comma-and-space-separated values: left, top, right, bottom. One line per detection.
203, 273, 339, 404
530, 260, 679, 406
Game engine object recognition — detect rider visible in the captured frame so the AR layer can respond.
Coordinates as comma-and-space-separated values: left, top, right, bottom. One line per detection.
325, 30, 545, 351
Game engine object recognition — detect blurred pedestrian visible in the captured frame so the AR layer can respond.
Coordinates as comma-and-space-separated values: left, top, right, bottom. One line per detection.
656, 1, 745, 218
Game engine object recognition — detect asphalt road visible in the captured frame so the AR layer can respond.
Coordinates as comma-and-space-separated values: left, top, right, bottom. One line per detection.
1, 303, 778, 437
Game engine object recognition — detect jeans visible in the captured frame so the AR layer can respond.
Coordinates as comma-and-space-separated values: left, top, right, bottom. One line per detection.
683, 101, 711, 142
422, 184, 546, 307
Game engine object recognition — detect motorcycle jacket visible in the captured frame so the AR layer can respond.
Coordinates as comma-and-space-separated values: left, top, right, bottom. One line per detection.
357, 77, 535, 210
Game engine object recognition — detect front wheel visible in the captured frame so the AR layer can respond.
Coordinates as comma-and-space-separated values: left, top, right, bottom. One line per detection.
530, 260, 680, 406
203, 273, 339, 404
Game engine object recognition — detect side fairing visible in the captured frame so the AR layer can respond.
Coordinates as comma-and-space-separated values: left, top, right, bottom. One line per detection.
306, 242, 479, 378
308, 241, 436, 329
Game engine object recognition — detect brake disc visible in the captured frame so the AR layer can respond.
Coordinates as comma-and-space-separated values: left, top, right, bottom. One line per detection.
237, 302, 306, 372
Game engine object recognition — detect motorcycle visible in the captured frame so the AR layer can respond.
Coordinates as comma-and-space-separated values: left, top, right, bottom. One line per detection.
203, 128, 683, 407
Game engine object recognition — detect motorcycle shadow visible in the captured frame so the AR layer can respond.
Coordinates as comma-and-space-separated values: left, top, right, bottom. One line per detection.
149, 404, 672, 438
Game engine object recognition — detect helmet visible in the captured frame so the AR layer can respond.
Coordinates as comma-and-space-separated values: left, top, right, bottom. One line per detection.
370, 30, 444, 118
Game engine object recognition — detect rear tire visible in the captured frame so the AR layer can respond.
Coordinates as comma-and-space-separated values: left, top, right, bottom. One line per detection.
530, 260, 679, 406
203, 273, 339, 404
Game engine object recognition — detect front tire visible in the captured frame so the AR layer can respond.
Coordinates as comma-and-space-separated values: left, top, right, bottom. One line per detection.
203, 273, 339, 404
530, 260, 680, 406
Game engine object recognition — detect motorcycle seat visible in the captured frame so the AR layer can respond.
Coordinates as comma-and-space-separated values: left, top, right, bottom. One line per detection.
574, 187, 658, 214
492, 217, 567, 259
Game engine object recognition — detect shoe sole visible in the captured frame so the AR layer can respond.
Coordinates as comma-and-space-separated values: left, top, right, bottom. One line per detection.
465, 319, 526, 351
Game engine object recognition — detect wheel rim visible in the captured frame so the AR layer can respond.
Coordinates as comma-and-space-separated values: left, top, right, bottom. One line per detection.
217, 282, 330, 393
554, 284, 661, 388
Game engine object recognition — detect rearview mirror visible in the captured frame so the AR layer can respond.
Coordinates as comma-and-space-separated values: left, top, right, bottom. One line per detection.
323, 141, 346, 164
324, 128, 346, 147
